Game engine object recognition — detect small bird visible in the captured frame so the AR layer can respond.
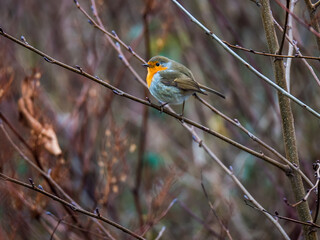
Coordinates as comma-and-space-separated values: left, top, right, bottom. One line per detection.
143, 56, 225, 115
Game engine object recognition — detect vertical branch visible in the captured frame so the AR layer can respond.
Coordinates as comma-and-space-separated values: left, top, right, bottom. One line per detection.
260, 1, 317, 239
285, 0, 296, 91
133, 0, 154, 229
304, 0, 320, 54
278, 0, 290, 55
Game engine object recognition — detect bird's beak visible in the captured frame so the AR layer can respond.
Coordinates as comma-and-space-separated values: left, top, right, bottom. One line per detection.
142, 63, 150, 67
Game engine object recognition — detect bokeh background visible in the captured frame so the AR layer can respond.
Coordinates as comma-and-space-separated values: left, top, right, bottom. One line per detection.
0, 0, 320, 239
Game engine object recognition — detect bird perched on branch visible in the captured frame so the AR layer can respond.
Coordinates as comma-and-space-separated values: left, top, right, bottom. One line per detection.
143, 56, 225, 115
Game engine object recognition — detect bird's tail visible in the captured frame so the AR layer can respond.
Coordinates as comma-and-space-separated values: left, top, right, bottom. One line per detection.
198, 84, 225, 99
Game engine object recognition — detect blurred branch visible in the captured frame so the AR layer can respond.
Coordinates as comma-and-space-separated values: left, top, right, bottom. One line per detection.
315, 1, 320, 9
141, 199, 178, 236
201, 175, 233, 240
74, 0, 146, 65
154, 226, 166, 240
194, 94, 313, 187
0, 113, 97, 240
260, 1, 316, 239
302, 0, 320, 52
44, 213, 109, 239
0, 29, 291, 174
176, 200, 221, 237
132, 0, 154, 229
0, 173, 146, 240
89, 0, 147, 227
273, 17, 320, 88
0, 117, 115, 239
170, 0, 320, 120
187, 126, 290, 239
273, 0, 320, 39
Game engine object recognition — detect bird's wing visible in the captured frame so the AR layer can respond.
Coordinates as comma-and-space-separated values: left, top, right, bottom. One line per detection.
159, 71, 203, 93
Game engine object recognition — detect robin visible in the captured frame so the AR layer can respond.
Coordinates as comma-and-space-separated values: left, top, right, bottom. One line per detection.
143, 56, 225, 115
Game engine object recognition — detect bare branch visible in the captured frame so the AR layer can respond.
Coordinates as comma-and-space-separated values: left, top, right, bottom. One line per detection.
0, 173, 146, 240
170, 0, 320, 119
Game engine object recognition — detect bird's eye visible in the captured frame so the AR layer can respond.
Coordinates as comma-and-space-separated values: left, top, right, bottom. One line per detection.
156, 62, 160, 66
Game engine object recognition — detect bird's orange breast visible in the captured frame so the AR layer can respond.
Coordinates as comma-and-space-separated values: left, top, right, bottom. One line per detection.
146, 66, 168, 88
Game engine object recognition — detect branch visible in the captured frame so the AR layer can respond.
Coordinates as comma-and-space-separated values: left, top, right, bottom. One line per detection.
0, 17, 292, 239
278, 0, 290, 56
201, 174, 233, 240
260, 1, 316, 239
170, 0, 320, 120
0, 29, 291, 173
194, 94, 313, 187
244, 198, 320, 229
73, 0, 146, 65
273, 0, 320, 39
0, 173, 146, 240
0, 119, 115, 239
314, 1, 320, 9
187, 128, 290, 239
273, 16, 320, 88
223, 41, 320, 61
284, 0, 296, 91
290, 163, 320, 208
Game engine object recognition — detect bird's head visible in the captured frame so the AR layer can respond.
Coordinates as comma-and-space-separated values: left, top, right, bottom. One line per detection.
143, 56, 171, 87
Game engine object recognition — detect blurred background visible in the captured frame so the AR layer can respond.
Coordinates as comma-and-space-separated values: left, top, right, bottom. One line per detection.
0, 0, 320, 239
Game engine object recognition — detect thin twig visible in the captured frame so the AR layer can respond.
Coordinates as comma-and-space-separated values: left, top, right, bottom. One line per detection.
273, 0, 320, 38
278, 0, 290, 56
314, 1, 320, 9
0, 30, 291, 173
314, 165, 320, 223
183, 123, 290, 239
244, 198, 320, 229
0, 123, 116, 240
223, 41, 320, 61
176, 200, 220, 237
0, 173, 146, 240
273, 16, 320, 88
73, 0, 146, 64
284, 0, 296, 91
290, 163, 320, 208
194, 94, 313, 187
141, 199, 180, 236
154, 226, 166, 240
170, 0, 320, 119
201, 174, 233, 240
